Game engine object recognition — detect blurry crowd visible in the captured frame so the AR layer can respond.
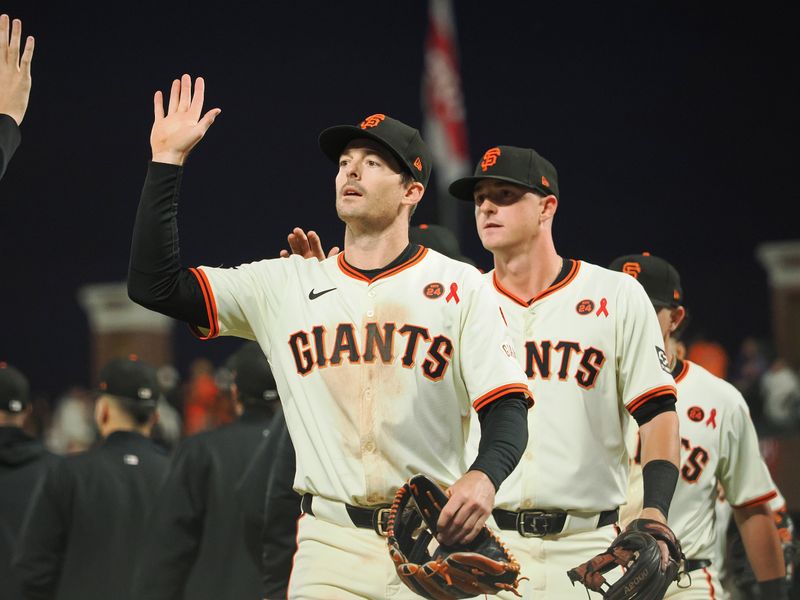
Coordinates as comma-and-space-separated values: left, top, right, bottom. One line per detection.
20, 356, 246, 456
681, 335, 800, 435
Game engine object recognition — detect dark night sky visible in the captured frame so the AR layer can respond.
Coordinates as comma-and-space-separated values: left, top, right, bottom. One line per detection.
1, 2, 798, 399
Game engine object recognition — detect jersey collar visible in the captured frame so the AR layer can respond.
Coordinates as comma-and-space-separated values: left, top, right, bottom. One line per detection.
337, 244, 428, 284
492, 258, 580, 307
672, 358, 690, 383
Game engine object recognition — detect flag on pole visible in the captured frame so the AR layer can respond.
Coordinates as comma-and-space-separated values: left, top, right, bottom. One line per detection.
422, 0, 471, 234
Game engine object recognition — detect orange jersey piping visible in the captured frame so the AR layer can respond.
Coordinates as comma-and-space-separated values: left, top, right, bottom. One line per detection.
189, 267, 219, 339
492, 260, 581, 307
472, 383, 533, 412
625, 384, 677, 414
731, 490, 778, 509
337, 246, 428, 284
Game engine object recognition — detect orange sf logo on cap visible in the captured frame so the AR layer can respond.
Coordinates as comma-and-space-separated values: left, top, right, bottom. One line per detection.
622, 262, 641, 278
413, 157, 423, 171
360, 114, 386, 129
480, 147, 501, 172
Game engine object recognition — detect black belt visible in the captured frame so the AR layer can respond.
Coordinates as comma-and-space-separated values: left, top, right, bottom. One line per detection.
301, 493, 392, 537
684, 558, 711, 572
492, 507, 619, 537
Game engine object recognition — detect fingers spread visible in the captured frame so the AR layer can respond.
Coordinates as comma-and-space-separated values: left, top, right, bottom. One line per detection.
178, 73, 191, 111
308, 231, 327, 261
153, 91, 164, 120
327, 246, 341, 258
0, 15, 9, 52
20, 35, 33, 69
8, 18, 21, 63
167, 79, 180, 115
198, 108, 221, 132
189, 76, 205, 119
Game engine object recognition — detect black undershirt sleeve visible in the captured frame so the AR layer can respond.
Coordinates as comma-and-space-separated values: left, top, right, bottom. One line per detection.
127, 162, 209, 327
630, 393, 676, 426
0, 114, 22, 181
468, 393, 529, 490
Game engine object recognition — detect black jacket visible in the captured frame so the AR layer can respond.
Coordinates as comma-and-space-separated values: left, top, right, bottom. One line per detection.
135, 410, 273, 600
13, 430, 168, 600
0, 426, 56, 600
0, 114, 21, 181
236, 410, 300, 600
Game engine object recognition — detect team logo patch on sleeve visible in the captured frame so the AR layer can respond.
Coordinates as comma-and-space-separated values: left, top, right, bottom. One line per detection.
656, 346, 671, 373
687, 406, 705, 422
423, 282, 444, 299
576, 299, 595, 315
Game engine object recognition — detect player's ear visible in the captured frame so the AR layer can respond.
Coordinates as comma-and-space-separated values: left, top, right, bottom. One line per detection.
670, 306, 686, 333
402, 181, 424, 209
540, 194, 558, 223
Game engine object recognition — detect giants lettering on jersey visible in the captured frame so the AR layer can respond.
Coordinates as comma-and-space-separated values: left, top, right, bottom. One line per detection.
289, 322, 453, 381
524, 340, 606, 389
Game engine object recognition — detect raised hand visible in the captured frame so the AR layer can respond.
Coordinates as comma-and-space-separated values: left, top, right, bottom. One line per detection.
0, 15, 35, 125
150, 74, 221, 165
279, 228, 340, 260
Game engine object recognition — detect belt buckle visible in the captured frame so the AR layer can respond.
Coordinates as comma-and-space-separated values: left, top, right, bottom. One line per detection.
373, 507, 392, 537
516, 510, 553, 538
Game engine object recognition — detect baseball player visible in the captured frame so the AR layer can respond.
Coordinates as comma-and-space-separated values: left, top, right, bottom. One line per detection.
0, 14, 33, 181
127, 75, 532, 599
446, 146, 682, 599
611, 252, 788, 599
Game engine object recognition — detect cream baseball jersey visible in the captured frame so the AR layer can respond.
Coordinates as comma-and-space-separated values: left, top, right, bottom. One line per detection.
192, 247, 531, 506
627, 359, 776, 560
483, 259, 675, 512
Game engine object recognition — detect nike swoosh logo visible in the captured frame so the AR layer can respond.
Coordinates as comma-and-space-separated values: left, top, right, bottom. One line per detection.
309, 287, 337, 300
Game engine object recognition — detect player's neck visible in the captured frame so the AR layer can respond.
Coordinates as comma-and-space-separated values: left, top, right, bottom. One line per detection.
493, 241, 562, 301
342, 223, 410, 270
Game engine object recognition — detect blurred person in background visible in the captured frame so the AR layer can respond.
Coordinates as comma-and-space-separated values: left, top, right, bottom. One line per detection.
0, 363, 56, 600
45, 388, 96, 455
0, 14, 34, 181
760, 358, 800, 432
135, 342, 279, 600
731, 336, 770, 423
686, 334, 730, 380
182, 357, 219, 435
13, 356, 168, 600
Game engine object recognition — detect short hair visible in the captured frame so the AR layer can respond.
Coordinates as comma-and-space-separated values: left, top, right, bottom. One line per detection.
107, 394, 157, 426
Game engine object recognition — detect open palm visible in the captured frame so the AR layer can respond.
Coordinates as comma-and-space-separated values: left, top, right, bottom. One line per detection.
150, 74, 221, 165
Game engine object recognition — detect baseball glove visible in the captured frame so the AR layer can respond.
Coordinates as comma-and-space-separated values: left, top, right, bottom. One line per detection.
567, 518, 684, 599
386, 474, 524, 599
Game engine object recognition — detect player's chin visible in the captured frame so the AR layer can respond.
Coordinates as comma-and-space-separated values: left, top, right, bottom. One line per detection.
478, 228, 506, 250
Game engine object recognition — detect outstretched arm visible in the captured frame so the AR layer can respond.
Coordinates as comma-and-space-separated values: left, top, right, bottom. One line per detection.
0, 14, 34, 179
128, 75, 221, 325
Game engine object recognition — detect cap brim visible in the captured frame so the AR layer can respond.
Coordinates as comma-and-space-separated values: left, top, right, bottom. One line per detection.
448, 175, 545, 202
318, 125, 416, 180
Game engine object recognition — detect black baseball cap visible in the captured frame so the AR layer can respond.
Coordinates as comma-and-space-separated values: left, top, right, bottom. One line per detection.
0, 362, 30, 413
409, 223, 475, 266
609, 252, 684, 308
319, 113, 432, 187
227, 342, 278, 406
449, 145, 559, 202
97, 355, 159, 407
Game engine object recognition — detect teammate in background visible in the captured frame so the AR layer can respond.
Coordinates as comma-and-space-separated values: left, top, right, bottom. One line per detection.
0, 363, 56, 600
0, 14, 34, 181
135, 342, 279, 600
446, 146, 681, 599
236, 407, 298, 600
13, 356, 168, 600
610, 252, 788, 599
127, 75, 531, 598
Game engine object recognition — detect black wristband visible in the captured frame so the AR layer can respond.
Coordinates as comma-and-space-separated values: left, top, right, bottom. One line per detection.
642, 459, 678, 518
758, 578, 788, 600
